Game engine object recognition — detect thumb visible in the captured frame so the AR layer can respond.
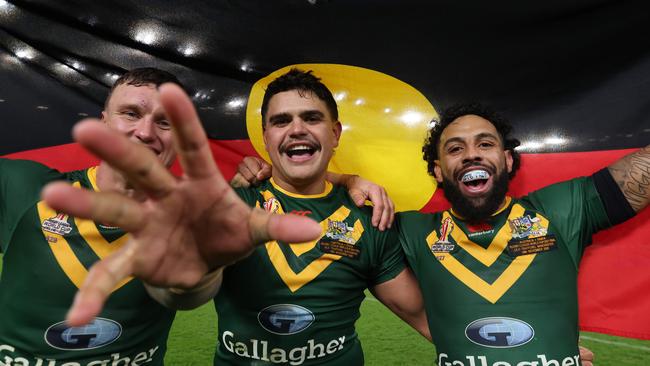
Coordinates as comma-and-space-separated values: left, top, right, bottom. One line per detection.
248, 208, 322, 244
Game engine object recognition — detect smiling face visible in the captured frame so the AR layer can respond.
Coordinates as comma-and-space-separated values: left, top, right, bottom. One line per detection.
101, 83, 175, 168
434, 114, 513, 221
263, 89, 342, 194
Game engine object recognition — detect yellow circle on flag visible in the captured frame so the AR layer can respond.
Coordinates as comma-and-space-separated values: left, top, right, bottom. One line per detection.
246, 64, 437, 211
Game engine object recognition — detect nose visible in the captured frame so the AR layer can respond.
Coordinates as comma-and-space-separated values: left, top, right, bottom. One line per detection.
287, 118, 308, 136
462, 145, 482, 164
134, 117, 156, 142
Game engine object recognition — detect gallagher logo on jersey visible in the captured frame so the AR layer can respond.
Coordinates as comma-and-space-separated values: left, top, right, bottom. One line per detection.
258, 304, 315, 335
465, 317, 534, 348
44, 318, 122, 350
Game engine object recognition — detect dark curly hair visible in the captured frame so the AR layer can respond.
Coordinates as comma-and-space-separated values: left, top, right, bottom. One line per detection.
261, 68, 338, 129
422, 103, 521, 180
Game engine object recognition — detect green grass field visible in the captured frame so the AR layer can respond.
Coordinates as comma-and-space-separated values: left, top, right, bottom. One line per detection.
1, 256, 648, 365
165, 294, 650, 365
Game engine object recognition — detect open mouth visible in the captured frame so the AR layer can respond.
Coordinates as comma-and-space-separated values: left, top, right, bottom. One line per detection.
282, 142, 320, 162
459, 169, 491, 193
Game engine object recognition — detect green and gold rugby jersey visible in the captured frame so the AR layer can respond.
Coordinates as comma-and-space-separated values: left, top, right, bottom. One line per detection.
398, 177, 611, 366
0, 159, 175, 366
214, 178, 406, 365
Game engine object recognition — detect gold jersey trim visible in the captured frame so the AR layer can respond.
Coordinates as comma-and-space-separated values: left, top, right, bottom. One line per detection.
426, 203, 549, 303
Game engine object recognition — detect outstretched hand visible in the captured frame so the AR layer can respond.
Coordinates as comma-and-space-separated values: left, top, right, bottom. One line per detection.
41, 84, 321, 326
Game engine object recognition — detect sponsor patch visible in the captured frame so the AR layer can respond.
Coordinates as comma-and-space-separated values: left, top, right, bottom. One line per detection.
465, 317, 534, 348
41, 213, 73, 235
44, 318, 122, 350
258, 304, 315, 335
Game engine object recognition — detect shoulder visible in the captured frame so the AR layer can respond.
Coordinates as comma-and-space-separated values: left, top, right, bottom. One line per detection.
0, 158, 63, 185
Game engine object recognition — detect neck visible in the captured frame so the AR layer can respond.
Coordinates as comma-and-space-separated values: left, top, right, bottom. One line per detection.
271, 173, 328, 196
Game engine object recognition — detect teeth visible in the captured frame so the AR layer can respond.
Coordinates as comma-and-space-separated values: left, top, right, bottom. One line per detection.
461, 170, 490, 182
287, 145, 312, 152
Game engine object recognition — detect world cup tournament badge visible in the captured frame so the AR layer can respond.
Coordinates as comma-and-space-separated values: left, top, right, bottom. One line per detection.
263, 197, 282, 213
431, 217, 455, 253
42, 212, 73, 235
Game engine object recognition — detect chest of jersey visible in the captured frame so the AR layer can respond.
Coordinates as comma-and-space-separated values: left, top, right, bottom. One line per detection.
402, 203, 582, 363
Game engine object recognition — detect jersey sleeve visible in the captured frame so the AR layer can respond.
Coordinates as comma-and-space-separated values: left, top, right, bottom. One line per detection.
522, 176, 611, 260
395, 211, 420, 268
0, 159, 62, 253
366, 222, 407, 287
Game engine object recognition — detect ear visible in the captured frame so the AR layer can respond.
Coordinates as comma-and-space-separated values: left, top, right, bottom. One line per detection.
433, 160, 444, 183
504, 149, 513, 174
262, 127, 269, 152
332, 121, 343, 148
100, 111, 107, 123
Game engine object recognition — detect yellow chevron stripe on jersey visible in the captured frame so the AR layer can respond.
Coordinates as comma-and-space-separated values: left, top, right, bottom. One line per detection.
426, 203, 549, 303
38, 201, 88, 289
263, 204, 364, 292
446, 197, 513, 266
37, 181, 133, 290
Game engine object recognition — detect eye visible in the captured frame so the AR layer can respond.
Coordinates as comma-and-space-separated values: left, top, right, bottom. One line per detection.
121, 110, 139, 120
448, 146, 463, 154
269, 117, 291, 127
156, 120, 171, 130
479, 141, 496, 148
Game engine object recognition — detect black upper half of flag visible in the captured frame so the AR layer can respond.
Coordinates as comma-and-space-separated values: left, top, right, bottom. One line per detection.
0, 0, 648, 155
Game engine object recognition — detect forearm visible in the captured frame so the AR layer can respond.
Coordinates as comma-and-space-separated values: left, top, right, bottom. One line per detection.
371, 268, 432, 342
607, 145, 650, 212
145, 267, 224, 310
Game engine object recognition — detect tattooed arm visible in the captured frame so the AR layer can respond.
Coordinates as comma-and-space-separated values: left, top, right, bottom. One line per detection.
607, 145, 650, 213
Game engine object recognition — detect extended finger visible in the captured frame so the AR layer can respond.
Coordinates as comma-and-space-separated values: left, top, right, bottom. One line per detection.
73, 121, 176, 198
159, 83, 219, 180
249, 208, 322, 245
42, 182, 146, 232
66, 243, 137, 326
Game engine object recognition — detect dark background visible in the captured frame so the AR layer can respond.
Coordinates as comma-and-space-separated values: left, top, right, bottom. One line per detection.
1, 0, 648, 155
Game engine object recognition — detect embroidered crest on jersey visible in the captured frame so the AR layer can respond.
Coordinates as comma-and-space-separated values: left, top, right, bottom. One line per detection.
508, 215, 547, 239
425, 201, 546, 303
42, 213, 73, 236
259, 190, 364, 292
36, 180, 132, 291
507, 214, 556, 256
324, 219, 357, 244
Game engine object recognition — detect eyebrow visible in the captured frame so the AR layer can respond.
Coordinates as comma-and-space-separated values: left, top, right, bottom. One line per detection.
268, 109, 325, 124
442, 132, 501, 148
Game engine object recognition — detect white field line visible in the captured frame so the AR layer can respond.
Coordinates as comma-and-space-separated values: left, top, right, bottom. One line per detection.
581, 335, 650, 352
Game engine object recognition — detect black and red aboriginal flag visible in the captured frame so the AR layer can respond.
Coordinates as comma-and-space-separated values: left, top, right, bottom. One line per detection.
1, 0, 649, 339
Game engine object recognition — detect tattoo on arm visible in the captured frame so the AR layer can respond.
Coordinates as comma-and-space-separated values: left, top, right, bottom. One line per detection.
608, 146, 650, 212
